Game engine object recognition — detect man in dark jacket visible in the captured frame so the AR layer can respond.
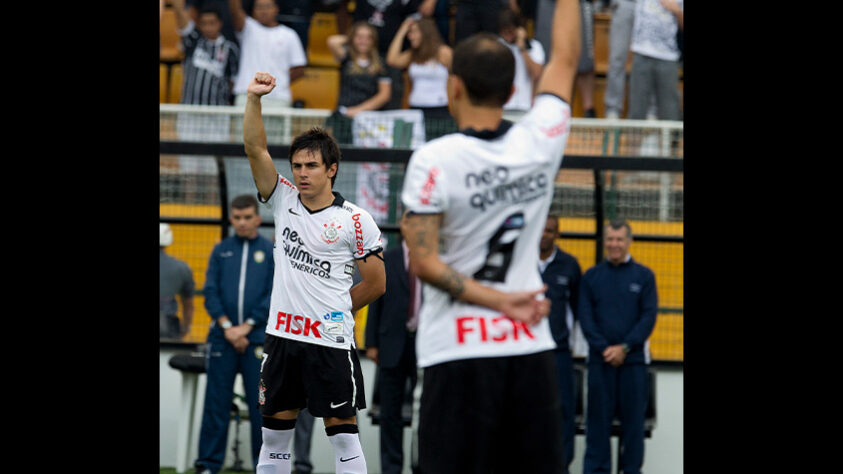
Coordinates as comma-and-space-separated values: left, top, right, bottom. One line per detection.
364, 238, 420, 474
539, 215, 582, 474
195, 194, 275, 474
578, 219, 657, 474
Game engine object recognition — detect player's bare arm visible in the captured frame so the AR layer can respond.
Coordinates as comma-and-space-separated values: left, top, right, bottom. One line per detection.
401, 212, 549, 325
535, 0, 580, 104
350, 253, 386, 313
243, 72, 281, 200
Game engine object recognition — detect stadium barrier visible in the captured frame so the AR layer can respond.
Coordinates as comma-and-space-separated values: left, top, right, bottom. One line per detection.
160, 105, 683, 363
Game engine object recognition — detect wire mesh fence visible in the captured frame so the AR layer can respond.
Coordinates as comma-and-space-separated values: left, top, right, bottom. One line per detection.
160, 105, 683, 362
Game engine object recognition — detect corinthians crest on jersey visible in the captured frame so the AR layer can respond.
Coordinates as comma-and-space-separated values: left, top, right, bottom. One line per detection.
259, 173, 383, 349
321, 216, 343, 244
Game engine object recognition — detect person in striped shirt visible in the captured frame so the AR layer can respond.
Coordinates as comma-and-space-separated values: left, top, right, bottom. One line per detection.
173, 0, 239, 106
171, 0, 240, 178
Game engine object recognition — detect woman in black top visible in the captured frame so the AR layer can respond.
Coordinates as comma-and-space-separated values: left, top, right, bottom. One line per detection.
324, 21, 393, 144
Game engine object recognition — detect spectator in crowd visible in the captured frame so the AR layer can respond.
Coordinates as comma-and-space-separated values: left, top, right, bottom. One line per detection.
324, 21, 393, 143
228, 0, 307, 108
194, 194, 275, 474
227, 0, 308, 145
627, 0, 683, 120
386, 15, 456, 140
539, 215, 582, 474
348, 0, 423, 110
172, 0, 239, 106
171, 0, 240, 169
215, 0, 313, 50
603, 0, 636, 119
578, 219, 658, 474
187, 0, 242, 49
603, 0, 658, 119
497, 7, 545, 112
535, 0, 597, 117
160, 223, 195, 340
364, 237, 421, 474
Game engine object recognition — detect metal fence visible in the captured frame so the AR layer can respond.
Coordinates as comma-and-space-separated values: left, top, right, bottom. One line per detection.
160, 105, 683, 362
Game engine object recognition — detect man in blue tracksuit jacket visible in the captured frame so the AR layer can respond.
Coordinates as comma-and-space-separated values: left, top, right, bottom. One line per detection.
579, 219, 657, 474
195, 195, 275, 474
539, 215, 582, 474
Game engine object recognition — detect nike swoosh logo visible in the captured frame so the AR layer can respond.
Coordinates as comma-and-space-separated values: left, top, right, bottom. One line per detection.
340, 456, 359, 463
330, 401, 348, 409
288, 208, 300, 216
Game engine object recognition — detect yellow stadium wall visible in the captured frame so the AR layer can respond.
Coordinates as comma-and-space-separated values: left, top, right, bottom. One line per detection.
161, 207, 683, 361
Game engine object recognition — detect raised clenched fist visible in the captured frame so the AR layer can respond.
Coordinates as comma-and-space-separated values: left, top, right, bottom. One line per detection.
247, 72, 277, 96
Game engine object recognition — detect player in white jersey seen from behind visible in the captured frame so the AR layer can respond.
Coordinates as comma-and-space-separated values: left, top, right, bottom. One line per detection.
243, 71, 386, 474
400, 0, 580, 472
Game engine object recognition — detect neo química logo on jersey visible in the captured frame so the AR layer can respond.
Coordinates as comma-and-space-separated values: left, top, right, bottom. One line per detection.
465, 166, 549, 212
281, 226, 332, 279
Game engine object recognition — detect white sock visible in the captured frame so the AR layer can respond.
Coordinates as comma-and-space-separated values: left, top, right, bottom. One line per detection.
256, 426, 295, 474
328, 431, 368, 474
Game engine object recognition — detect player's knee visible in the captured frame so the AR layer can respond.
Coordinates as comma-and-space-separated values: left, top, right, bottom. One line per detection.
262, 416, 297, 431
324, 416, 357, 428
264, 409, 299, 422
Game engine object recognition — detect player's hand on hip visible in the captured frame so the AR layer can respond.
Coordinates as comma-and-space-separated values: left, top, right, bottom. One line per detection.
500, 285, 550, 326
248, 72, 277, 96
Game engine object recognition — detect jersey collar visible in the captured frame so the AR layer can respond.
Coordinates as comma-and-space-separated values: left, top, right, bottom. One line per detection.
459, 120, 513, 140
299, 191, 345, 214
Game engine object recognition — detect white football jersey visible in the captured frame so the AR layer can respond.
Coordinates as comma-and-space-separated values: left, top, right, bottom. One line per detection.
401, 93, 572, 367
260, 173, 383, 350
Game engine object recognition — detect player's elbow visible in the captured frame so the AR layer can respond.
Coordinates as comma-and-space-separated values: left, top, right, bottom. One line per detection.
244, 141, 266, 162
550, 52, 579, 75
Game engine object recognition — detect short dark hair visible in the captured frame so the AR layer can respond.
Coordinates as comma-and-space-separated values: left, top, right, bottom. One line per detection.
289, 127, 341, 186
198, 4, 223, 20
607, 219, 632, 238
231, 194, 259, 214
451, 33, 515, 107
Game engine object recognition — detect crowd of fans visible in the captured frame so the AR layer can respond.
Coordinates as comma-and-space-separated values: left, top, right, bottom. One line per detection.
162, 0, 684, 138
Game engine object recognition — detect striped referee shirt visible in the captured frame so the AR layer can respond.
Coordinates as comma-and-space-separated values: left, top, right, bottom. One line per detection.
179, 20, 239, 105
